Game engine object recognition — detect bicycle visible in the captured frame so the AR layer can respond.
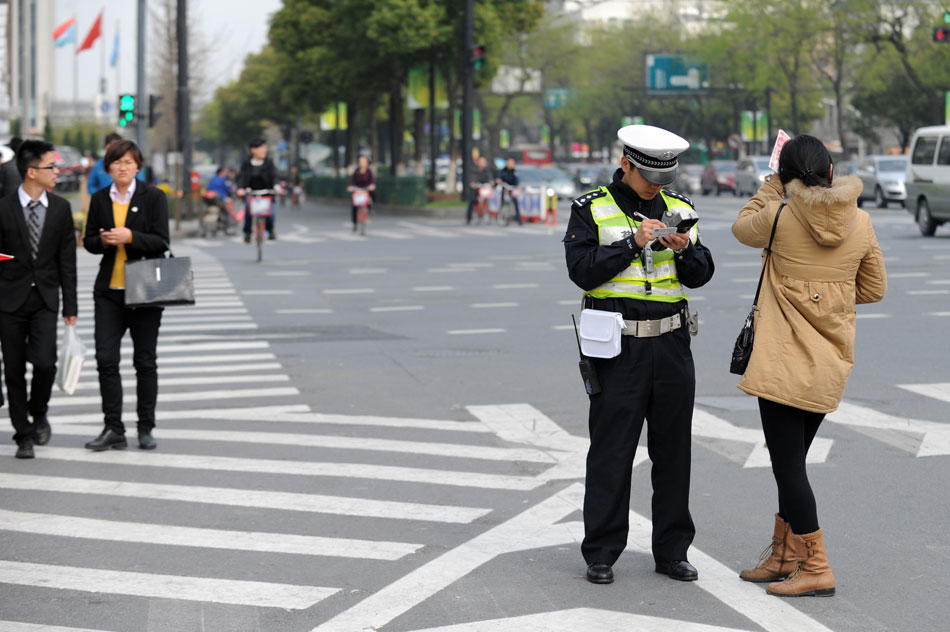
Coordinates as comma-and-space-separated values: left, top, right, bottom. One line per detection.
496, 183, 521, 226
473, 183, 494, 224
351, 188, 371, 236
246, 189, 276, 261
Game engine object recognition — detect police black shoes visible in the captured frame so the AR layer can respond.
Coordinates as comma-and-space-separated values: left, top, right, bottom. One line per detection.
586, 563, 614, 584
84, 429, 128, 451
138, 432, 157, 450
33, 417, 51, 446
15, 439, 34, 459
655, 560, 698, 581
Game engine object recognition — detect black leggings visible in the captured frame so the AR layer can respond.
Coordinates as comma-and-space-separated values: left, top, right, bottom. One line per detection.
758, 398, 825, 535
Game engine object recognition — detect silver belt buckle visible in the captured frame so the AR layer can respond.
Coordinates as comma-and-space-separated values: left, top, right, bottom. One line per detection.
638, 319, 660, 337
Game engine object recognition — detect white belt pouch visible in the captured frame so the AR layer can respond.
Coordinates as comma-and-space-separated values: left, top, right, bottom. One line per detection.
578, 308, 626, 358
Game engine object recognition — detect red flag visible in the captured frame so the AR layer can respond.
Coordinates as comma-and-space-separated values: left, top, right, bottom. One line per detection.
77, 11, 102, 53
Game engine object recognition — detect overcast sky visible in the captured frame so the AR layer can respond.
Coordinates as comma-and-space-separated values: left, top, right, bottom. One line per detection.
54, 0, 284, 103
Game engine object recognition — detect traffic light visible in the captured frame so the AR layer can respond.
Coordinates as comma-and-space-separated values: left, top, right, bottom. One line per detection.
472, 44, 486, 71
117, 94, 136, 127
149, 94, 163, 128
934, 26, 950, 42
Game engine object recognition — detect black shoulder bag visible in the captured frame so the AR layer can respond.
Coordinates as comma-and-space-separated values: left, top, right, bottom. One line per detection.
729, 203, 784, 375
124, 242, 196, 308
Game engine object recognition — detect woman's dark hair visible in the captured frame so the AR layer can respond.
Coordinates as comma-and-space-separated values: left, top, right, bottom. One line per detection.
103, 139, 144, 172
778, 134, 833, 188
248, 137, 266, 149
16, 139, 55, 178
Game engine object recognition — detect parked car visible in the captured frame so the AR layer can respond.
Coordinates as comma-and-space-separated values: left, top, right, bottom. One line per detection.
854, 155, 907, 208
735, 156, 773, 197
569, 163, 611, 194
52, 145, 83, 192
701, 161, 737, 195
905, 125, 950, 236
673, 164, 703, 197
518, 165, 576, 199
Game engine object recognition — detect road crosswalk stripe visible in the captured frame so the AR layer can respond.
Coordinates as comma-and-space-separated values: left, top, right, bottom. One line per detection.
67, 373, 290, 391
0, 509, 421, 560
51, 404, 311, 425
52, 424, 556, 463
266, 411, 494, 433
898, 382, 950, 404
35, 447, 543, 490
0, 473, 489, 523
0, 561, 337, 610
0, 622, 108, 632
48, 386, 300, 407
123, 352, 276, 365
140, 362, 283, 375
73, 322, 258, 335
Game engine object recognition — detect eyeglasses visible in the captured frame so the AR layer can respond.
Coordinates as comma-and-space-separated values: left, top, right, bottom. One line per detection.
112, 160, 138, 168
31, 164, 58, 171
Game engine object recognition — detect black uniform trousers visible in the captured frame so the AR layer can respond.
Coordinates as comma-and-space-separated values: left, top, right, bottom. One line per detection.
94, 289, 163, 435
0, 287, 57, 444
582, 323, 696, 567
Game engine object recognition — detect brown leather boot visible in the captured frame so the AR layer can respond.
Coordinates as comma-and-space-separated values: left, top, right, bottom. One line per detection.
740, 514, 797, 583
767, 527, 836, 597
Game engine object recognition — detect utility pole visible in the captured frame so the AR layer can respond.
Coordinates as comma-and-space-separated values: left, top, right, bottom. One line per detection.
460, 0, 474, 203
136, 0, 146, 158
177, 0, 192, 220
429, 53, 437, 192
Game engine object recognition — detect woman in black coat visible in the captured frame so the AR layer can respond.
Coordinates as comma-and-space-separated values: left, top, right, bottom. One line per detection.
82, 140, 169, 452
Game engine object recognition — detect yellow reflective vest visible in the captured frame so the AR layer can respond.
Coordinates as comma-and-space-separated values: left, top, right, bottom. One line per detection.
586, 187, 698, 303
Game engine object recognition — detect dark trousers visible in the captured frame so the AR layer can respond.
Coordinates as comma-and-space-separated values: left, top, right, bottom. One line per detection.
758, 398, 825, 535
0, 287, 57, 444
243, 200, 275, 235
582, 327, 696, 566
94, 290, 163, 435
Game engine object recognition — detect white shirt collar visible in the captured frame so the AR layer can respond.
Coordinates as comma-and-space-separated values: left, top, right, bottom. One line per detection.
109, 178, 137, 204
17, 186, 49, 209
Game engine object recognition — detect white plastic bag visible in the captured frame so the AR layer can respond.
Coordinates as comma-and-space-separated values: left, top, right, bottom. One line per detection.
578, 309, 626, 358
55, 325, 86, 395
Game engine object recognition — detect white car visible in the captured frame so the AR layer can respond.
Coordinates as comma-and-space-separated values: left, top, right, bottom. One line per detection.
905, 125, 950, 236
734, 157, 773, 197
855, 155, 907, 208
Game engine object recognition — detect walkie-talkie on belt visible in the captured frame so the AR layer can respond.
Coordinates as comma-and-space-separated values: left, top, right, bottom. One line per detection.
572, 314, 601, 395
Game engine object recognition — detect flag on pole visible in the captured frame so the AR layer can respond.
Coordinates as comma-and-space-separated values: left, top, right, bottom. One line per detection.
53, 17, 77, 47
77, 11, 102, 54
109, 31, 119, 67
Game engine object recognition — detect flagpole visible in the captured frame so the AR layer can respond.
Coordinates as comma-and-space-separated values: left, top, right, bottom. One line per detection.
73, 15, 78, 122
114, 20, 120, 99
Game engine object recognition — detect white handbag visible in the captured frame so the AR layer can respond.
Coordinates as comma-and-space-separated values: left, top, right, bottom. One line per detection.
578, 308, 626, 358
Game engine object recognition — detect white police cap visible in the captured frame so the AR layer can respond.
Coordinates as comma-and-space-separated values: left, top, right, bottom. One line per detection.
618, 124, 689, 186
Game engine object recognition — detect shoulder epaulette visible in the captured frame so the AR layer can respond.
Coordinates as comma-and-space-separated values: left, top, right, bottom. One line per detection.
663, 189, 694, 208
573, 189, 607, 208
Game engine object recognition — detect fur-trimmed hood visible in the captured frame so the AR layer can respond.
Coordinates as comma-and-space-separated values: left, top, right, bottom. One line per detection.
785, 175, 862, 247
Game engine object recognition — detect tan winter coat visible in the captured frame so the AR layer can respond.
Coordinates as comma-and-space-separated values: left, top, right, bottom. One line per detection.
732, 174, 887, 413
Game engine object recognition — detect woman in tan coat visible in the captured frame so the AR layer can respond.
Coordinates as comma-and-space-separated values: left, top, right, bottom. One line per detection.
732, 135, 887, 597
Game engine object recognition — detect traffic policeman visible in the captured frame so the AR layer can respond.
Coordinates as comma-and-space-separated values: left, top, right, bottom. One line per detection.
564, 125, 715, 584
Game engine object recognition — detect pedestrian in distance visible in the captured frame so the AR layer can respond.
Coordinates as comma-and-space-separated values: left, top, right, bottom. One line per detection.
465, 155, 495, 225
565, 124, 715, 584
0, 139, 78, 459
495, 157, 523, 225
83, 140, 169, 452
347, 155, 376, 232
732, 134, 887, 597
236, 137, 280, 243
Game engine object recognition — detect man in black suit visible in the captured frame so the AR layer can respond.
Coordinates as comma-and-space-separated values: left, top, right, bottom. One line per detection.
0, 140, 78, 459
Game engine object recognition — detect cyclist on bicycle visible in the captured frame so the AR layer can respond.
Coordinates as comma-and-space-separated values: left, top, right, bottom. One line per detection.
495, 157, 523, 225
236, 138, 280, 243
347, 155, 376, 232
465, 155, 495, 225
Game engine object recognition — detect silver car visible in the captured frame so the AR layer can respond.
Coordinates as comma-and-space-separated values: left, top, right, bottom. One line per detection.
856, 155, 907, 208
734, 157, 773, 197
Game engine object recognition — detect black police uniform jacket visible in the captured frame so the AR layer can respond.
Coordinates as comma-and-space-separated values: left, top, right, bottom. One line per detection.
564, 168, 715, 319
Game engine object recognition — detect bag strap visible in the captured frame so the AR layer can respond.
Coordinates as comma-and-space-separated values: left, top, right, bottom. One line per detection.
162, 241, 174, 259
751, 201, 786, 308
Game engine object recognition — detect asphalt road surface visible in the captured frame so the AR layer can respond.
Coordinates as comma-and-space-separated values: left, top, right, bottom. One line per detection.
0, 190, 948, 632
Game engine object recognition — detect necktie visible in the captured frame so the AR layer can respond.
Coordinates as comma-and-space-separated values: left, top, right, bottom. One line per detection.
27, 200, 41, 260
